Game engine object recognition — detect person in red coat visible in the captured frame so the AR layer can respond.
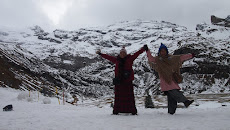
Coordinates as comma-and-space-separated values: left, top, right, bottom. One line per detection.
96, 45, 147, 115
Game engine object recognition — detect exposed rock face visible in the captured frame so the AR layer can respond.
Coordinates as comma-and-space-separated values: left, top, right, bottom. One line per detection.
225, 15, 230, 22
211, 15, 230, 27
0, 54, 21, 89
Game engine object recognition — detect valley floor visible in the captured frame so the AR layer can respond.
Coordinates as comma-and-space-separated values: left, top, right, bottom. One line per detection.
0, 87, 230, 130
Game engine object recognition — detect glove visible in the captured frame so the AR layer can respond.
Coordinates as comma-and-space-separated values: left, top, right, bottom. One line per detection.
96, 49, 102, 55
192, 53, 195, 58
143, 45, 148, 51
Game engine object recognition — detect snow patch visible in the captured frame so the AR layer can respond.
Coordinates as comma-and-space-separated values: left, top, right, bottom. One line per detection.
17, 91, 29, 100
43, 97, 51, 104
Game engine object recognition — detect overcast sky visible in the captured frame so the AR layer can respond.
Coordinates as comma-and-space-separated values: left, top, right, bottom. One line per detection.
0, 0, 229, 30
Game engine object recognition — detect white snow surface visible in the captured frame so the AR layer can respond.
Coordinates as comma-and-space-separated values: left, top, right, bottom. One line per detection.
1, 87, 230, 130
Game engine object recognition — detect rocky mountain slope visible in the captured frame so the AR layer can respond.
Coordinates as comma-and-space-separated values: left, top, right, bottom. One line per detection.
0, 20, 229, 99
211, 15, 230, 27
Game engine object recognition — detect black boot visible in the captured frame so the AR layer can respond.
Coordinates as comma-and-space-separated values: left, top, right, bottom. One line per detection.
131, 112, 137, 115
184, 100, 194, 108
168, 112, 175, 115
112, 110, 118, 115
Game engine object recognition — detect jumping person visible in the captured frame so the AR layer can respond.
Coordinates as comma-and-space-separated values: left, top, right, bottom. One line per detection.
96, 45, 147, 115
145, 43, 194, 115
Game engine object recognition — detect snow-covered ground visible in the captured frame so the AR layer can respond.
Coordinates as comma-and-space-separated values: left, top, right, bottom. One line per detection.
1, 87, 230, 130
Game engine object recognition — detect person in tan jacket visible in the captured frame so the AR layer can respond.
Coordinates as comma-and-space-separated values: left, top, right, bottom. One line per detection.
145, 43, 194, 114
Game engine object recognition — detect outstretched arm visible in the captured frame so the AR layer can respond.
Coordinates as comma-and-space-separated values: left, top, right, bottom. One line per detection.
96, 49, 117, 63
180, 54, 193, 62
100, 53, 117, 64
146, 50, 156, 63
130, 47, 145, 61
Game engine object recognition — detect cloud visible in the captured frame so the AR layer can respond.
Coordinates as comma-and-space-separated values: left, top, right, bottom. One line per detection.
58, 0, 230, 30
0, 0, 53, 29
38, 0, 74, 25
0, 0, 229, 30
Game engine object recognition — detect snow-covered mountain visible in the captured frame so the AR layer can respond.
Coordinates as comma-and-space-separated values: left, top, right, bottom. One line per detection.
0, 20, 229, 99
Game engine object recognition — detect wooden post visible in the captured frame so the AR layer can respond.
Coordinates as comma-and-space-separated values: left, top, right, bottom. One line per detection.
63, 88, 65, 105
56, 87, 60, 105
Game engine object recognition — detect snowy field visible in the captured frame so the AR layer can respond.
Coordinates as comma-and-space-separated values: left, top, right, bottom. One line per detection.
1, 87, 230, 130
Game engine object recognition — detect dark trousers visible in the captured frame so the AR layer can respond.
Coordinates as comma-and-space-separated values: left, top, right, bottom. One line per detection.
165, 89, 187, 114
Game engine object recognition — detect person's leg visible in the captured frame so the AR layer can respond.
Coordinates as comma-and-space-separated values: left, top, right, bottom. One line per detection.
128, 83, 137, 115
113, 85, 120, 115
167, 89, 187, 103
168, 89, 194, 107
167, 92, 177, 114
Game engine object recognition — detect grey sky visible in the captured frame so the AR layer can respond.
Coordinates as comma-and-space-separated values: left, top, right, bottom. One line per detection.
0, 0, 229, 30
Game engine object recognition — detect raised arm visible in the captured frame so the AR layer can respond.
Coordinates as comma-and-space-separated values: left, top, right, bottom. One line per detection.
146, 50, 156, 63
180, 54, 193, 62
96, 49, 117, 64
100, 53, 117, 64
130, 47, 145, 61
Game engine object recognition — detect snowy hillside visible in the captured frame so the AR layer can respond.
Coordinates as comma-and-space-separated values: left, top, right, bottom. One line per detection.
0, 20, 230, 99
1, 87, 230, 130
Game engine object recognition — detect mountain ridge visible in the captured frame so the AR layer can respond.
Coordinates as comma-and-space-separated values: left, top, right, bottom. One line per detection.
0, 20, 229, 100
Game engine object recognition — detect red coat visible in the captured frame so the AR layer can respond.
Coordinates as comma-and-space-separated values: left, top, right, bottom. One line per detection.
101, 48, 145, 82
101, 48, 145, 114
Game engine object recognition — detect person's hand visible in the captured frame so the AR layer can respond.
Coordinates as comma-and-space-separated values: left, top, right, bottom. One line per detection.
96, 49, 101, 55
143, 45, 148, 51
192, 53, 196, 58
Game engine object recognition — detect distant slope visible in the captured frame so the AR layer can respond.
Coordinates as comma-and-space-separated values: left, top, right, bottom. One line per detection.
0, 20, 229, 98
